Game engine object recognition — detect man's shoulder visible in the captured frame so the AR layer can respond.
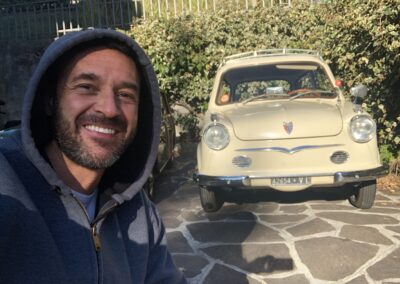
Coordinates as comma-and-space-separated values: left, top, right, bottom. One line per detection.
0, 128, 23, 155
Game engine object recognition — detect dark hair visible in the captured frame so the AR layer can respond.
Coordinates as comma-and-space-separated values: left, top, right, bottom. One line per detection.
48, 38, 140, 100
54, 39, 139, 80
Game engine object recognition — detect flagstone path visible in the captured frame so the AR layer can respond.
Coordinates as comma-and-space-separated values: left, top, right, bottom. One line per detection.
154, 143, 400, 284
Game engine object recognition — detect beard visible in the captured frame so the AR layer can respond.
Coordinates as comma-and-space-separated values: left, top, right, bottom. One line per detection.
54, 108, 135, 170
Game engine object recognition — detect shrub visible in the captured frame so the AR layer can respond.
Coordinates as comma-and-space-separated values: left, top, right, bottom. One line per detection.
128, 0, 399, 155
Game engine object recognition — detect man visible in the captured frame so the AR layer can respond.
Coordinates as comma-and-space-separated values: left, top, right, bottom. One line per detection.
0, 29, 186, 283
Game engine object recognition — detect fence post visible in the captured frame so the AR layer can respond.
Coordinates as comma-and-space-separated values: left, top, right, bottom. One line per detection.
173, 0, 177, 17
68, 1, 72, 32
127, 0, 133, 24
33, 5, 38, 40
165, 0, 170, 19
119, 0, 124, 27
13, 6, 17, 39
104, 0, 109, 27
112, 0, 116, 27
157, 0, 161, 17
150, 0, 154, 17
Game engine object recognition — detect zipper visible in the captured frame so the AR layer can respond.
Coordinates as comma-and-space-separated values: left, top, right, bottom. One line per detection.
71, 194, 102, 251
71, 195, 119, 253
92, 224, 101, 251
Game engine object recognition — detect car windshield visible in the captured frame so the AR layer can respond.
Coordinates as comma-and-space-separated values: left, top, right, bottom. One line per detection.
216, 62, 337, 105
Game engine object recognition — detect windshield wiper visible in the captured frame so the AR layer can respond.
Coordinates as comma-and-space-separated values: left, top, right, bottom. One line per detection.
242, 94, 287, 105
289, 89, 336, 101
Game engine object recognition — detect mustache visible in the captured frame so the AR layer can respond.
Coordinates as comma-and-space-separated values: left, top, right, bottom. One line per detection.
76, 113, 127, 131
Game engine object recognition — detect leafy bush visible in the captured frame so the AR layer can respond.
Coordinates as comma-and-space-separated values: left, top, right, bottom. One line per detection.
128, 0, 399, 156
175, 112, 201, 140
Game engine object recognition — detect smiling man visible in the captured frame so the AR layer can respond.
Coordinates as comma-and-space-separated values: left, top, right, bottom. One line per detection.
0, 29, 186, 284
47, 47, 141, 197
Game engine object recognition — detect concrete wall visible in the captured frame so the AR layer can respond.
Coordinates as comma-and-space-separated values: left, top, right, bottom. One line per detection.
0, 39, 51, 128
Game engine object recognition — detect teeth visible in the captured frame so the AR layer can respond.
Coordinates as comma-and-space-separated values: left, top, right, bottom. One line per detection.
85, 125, 116, 134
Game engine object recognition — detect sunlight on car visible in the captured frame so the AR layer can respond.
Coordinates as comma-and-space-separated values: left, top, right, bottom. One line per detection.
194, 49, 387, 213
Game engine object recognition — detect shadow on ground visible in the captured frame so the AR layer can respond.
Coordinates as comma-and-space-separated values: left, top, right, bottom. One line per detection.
218, 186, 353, 206
154, 141, 354, 207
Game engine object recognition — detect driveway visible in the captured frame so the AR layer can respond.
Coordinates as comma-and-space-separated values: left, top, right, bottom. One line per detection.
154, 142, 400, 284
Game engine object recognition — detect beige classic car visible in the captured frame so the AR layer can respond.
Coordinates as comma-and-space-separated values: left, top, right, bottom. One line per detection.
194, 49, 388, 212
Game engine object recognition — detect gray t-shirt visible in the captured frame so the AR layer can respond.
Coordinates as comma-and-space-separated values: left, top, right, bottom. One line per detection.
71, 189, 98, 222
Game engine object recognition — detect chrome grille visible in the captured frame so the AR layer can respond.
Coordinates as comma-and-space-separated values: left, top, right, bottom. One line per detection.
232, 156, 252, 168
330, 151, 349, 164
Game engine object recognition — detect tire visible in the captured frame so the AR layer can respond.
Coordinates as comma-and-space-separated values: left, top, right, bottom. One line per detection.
144, 173, 155, 200
199, 187, 224, 212
348, 180, 376, 209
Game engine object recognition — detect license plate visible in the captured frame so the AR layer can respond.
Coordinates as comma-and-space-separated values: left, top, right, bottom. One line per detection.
272, 176, 311, 186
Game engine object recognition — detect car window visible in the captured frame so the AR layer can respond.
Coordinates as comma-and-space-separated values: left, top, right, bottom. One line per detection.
216, 62, 336, 105
296, 68, 332, 90
234, 80, 290, 101
218, 80, 231, 104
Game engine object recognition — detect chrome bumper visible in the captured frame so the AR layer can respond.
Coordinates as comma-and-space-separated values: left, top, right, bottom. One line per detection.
333, 166, 388, 183
193, 166, 388, 187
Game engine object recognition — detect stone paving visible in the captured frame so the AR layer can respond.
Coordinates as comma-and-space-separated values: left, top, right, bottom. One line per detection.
154, 143, 400, 284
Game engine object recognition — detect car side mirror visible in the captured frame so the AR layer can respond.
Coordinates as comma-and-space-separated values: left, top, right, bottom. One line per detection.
351, 84, 368, 113
351, 84, 368, 98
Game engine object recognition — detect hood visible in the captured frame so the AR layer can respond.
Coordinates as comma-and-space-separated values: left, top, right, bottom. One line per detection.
225, 101, 342, 140
21, 29, 161, 205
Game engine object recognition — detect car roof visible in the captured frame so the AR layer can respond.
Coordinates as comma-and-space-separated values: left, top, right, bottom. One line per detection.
219, 49, 326, 70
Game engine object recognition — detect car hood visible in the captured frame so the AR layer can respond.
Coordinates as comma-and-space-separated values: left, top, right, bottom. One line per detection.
224, 101, 342, 140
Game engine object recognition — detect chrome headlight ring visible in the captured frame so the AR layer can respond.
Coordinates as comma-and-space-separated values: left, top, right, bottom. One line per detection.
349, 115, 376, 143
203, 123, 230, 150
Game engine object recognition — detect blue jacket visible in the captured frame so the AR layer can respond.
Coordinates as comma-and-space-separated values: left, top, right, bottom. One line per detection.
0, 29, 186, 284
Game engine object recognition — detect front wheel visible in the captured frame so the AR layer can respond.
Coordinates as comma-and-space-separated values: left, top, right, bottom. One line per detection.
199, 187, 224, 213
348, 180, 376, 209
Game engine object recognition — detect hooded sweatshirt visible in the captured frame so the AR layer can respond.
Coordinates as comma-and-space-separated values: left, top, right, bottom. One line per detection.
0, 29, 186, 284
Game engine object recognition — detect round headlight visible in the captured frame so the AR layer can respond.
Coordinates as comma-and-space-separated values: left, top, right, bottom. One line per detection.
204, 123, 230, 150
349, 115, 376, 143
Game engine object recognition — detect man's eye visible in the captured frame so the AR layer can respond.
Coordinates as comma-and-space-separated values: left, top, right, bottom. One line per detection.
78, 84, 92, 90
118, 92, 138, 102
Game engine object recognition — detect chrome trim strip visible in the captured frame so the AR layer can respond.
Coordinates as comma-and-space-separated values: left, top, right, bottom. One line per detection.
193, 174, 250, 187
236, 144, 344, 154
194, 165, 388, 187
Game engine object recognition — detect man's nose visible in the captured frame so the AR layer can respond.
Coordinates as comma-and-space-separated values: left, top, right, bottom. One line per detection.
93, 90, 120, 117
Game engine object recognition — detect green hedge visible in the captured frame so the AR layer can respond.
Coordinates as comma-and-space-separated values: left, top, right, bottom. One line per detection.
128, 0, 400, 160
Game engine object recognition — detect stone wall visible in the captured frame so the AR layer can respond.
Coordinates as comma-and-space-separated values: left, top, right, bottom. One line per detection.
0, 39, 51, 128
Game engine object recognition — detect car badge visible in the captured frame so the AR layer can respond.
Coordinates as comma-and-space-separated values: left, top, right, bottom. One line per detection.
283, 121, 293, 135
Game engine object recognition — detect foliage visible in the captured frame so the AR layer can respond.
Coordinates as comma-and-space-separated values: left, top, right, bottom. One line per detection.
380, 144, 399, 165
175, 112, 201, 140
128, 0, 400, 154
321, 0, 400, 157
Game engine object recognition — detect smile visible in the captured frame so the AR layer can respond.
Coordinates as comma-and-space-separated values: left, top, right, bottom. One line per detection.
85, 125, 116, 135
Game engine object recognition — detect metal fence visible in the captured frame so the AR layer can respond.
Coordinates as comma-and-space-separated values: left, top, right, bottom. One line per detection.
0, 0, 324, 43
0, 0, 141, 43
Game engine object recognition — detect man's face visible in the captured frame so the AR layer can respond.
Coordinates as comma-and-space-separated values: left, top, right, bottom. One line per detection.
54, 47, 140, 169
